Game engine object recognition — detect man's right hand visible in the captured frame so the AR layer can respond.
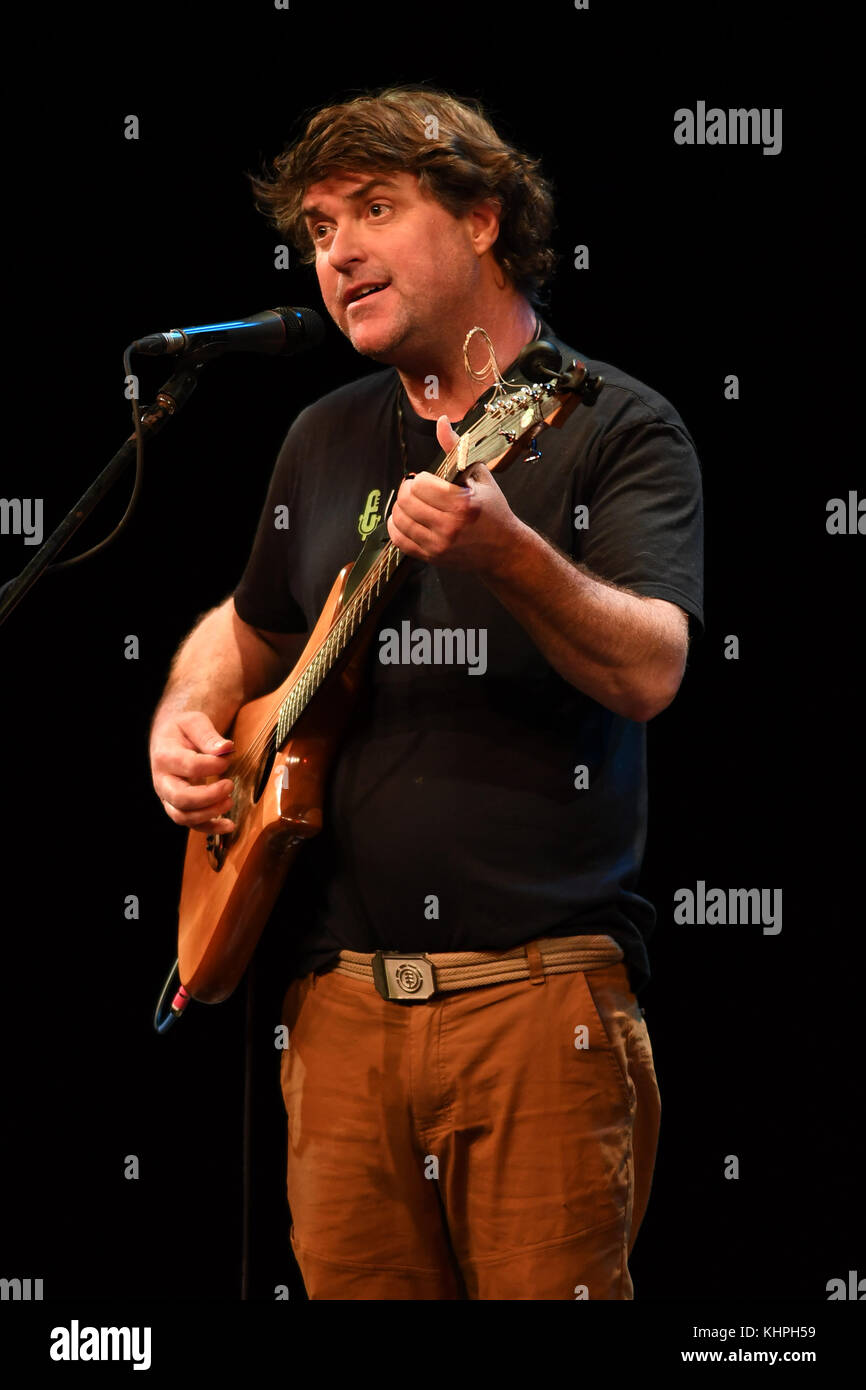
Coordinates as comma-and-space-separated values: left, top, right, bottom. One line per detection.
150, 712, 236, 833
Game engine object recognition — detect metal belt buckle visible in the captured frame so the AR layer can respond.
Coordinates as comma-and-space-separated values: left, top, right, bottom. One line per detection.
371, 952, 435, 1003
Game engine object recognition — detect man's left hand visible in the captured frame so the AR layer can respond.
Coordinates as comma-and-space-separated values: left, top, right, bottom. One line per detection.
386, 415, 525, 574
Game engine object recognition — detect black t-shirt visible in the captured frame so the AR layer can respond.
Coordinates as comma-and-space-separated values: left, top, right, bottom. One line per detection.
233, 319, 704, 995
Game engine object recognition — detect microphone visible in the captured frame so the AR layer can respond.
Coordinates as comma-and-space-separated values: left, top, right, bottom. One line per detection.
130, 306, 325, 358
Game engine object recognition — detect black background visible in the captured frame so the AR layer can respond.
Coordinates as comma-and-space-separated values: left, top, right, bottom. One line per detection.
0, 0, 860, 1347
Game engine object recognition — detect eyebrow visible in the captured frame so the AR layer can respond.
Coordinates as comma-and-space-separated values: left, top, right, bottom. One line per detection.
301, 177, 402, 224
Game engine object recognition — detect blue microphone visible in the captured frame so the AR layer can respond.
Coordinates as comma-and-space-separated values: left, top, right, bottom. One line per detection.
131, 306, 325, 358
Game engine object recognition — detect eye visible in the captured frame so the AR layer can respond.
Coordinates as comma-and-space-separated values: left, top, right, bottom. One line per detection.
369, 202, 390, 218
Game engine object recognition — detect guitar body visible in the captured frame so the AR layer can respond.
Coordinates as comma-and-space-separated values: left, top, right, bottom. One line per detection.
177, 561, 373, 1003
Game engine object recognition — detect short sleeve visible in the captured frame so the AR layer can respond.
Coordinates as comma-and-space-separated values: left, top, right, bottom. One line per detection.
578, 419, 705, 637
233, 432, 307, 634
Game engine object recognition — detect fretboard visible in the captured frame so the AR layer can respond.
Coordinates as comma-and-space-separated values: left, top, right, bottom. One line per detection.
274, 533, 408, 748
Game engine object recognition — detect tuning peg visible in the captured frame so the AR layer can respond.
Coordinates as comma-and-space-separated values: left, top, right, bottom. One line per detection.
517, 339, 562, 380
580, 372, 604, 403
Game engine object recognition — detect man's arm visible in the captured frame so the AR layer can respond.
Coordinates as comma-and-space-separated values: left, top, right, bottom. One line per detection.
386, 416, 691, 723
149, 596, 308, 832
478, 521, 688, 722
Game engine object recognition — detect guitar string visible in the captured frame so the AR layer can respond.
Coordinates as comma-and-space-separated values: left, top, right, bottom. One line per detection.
225, 390, 544, 789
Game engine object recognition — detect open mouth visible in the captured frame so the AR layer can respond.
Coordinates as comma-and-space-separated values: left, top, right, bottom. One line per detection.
347, 284, 389, 309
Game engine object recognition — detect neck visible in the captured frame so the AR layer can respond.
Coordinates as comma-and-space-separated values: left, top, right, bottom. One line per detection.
397, 294, 539, 423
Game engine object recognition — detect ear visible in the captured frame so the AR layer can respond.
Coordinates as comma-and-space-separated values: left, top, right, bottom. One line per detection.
468, 197, 503, 257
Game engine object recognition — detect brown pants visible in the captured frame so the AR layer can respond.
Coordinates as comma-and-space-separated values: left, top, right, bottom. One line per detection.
279, 953, 660, 1299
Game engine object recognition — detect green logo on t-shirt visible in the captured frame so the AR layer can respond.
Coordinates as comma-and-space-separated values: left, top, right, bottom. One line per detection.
358, 488, 382, 538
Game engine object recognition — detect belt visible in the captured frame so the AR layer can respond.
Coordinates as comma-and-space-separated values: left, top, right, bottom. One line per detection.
331, 934, 624, 1003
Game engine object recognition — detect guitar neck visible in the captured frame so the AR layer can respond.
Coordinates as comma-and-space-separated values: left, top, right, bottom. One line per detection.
274, 530, 411, 748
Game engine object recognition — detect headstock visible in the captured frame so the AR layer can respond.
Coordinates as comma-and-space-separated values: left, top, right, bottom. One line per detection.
445, 356, 604, 481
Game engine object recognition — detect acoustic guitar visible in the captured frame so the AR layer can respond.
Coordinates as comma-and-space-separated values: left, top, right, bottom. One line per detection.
177, 354, 603, 1002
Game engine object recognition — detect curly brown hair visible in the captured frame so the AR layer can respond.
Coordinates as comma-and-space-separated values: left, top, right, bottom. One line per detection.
248, 85, 559, 307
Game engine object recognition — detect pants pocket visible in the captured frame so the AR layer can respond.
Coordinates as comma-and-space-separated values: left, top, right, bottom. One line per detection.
557, 967, 635, 1226
574, 965, 637, 1114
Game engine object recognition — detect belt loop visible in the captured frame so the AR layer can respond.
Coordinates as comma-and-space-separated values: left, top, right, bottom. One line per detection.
525, 940, 546, 986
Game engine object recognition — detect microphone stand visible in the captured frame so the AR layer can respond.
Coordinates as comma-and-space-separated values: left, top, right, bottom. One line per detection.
0, 357, 209, 626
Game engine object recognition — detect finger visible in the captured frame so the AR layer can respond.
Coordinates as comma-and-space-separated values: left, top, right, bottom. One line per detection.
162, 800, 234, 828
175, 711, 234, 755
459, 459, 496, 494
386, 511, 422, 557
403, 469, 469, 508
387, 502, 435, 553
436, 415, 461, 453
390, 502, 440, 547
153, 746, 235, 782
157, 775, 234, 813
190, 818, 235, 835
392, 487, 477, 540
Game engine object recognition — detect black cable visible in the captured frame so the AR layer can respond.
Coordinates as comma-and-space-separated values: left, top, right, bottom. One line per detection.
153, 959, 192, 1034
48, 345, 146, 571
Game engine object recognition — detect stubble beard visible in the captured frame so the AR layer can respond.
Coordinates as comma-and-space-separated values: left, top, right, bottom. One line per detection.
345, 297, 426, 367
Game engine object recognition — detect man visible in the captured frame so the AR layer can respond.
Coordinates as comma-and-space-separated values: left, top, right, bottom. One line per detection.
149, 86, 703, 1300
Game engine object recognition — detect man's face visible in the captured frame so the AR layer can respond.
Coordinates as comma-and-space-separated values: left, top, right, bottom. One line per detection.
301, 169, 494, 364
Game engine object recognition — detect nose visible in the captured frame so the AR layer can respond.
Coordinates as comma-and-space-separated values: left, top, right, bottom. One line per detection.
326, 218, 366, 276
